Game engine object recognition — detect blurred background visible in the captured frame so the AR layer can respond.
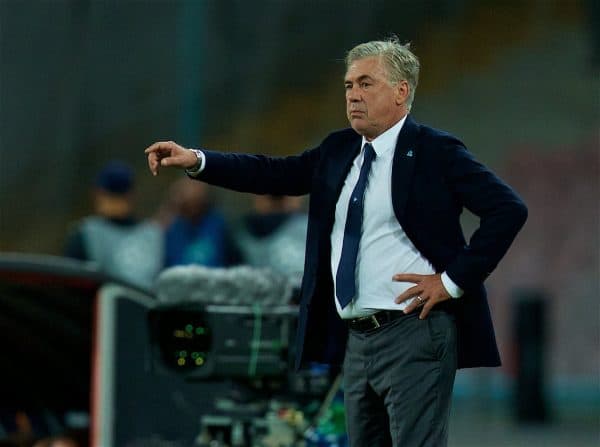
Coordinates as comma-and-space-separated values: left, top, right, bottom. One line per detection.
0, 0, 598, 446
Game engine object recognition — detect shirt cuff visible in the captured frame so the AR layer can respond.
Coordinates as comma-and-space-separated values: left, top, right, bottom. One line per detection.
441, 272, 464, 298
185, 149, 206, 177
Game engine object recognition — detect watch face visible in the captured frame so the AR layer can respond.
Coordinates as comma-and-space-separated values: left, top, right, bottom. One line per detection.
186, 150, 203, 173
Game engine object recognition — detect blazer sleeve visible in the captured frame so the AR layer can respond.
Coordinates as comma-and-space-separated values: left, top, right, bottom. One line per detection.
442, 140, 528, 291
192, 146, 321, 196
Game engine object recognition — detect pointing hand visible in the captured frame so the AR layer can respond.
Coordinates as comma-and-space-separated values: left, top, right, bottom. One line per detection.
144, 141, 198, 176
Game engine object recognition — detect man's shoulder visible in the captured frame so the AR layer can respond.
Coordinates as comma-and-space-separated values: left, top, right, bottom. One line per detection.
412, 118, 465, 147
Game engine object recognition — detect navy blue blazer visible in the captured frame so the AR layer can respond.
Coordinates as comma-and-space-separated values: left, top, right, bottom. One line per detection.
196, 115, 528, 369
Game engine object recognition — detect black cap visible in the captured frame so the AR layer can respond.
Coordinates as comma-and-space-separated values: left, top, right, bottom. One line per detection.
94, 160, 134, 194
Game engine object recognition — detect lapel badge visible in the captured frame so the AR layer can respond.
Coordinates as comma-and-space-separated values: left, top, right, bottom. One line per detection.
406, 149, 414, 157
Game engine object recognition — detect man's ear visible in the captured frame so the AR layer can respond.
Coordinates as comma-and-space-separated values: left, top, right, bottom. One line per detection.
395, 80, 409, 105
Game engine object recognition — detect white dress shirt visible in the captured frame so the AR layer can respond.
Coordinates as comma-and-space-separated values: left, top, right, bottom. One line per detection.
330, 117, 462, 319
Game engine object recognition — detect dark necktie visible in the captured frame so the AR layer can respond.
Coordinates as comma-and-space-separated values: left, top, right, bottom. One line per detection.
336, 143, 376, 308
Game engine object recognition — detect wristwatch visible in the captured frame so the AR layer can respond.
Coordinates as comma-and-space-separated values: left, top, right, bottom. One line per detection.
186, 149, 205, 175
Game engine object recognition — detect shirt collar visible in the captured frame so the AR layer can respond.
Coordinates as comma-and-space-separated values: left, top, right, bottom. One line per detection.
361, 115, 407, 157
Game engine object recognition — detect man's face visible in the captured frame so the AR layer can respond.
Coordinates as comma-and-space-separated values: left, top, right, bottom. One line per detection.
344, 56, 408, 140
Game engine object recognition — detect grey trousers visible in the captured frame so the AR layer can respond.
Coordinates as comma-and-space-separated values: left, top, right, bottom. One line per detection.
343, 310, 457, 447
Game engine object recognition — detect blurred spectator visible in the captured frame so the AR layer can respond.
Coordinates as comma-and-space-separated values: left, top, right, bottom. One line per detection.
63, 160, 163, 288
163, 178, 240, 267
234, 195, 308, 284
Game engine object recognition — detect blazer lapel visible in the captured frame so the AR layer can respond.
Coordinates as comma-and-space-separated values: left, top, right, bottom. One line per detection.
391, 115, 420, 223
330, 136, 362, 201
316, 134, 361, 240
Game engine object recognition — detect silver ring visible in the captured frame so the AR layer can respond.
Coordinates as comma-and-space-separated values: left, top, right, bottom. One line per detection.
416, 296, 423, 303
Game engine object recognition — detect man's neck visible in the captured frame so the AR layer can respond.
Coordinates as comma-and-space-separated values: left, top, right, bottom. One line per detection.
364, 113, 409, 142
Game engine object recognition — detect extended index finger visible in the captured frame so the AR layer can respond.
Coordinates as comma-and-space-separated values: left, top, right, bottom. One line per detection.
144, 140, 175, 154
392, 273, 424, 283
147, 150, 159, 176
145, 141, 172, 176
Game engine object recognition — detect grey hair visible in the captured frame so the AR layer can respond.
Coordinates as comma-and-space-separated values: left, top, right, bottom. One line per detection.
345, 37, 420, 111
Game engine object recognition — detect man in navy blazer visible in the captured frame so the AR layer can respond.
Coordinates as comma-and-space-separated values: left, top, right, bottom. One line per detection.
146, 38, 527, 446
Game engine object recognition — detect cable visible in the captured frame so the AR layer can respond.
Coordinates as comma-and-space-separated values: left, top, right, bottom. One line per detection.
248, 302, 262, 376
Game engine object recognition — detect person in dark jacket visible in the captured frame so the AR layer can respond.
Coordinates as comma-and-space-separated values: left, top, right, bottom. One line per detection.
145, 38, 527, 446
